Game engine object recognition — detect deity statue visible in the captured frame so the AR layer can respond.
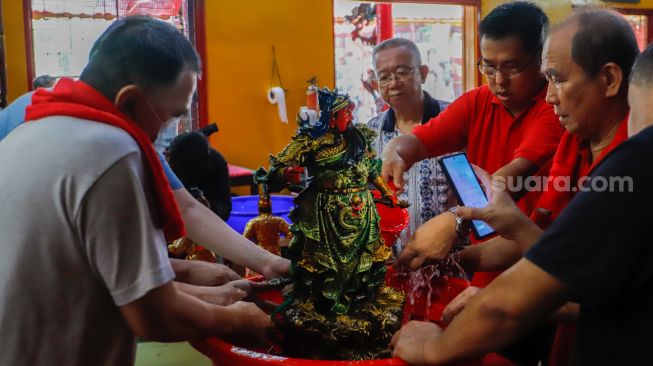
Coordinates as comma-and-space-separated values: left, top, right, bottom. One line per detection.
261, 88, 406, 360
243, 191, 292, 256
168, 187, 217, 263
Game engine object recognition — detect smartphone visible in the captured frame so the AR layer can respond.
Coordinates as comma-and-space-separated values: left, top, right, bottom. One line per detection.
439, 153, 496, 240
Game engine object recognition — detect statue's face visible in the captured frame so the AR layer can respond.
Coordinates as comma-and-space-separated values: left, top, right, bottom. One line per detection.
331, 102, 355, 132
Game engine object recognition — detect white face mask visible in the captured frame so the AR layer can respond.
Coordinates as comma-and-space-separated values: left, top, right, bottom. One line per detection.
153, 118, 181, 154
143, 94, 184, 154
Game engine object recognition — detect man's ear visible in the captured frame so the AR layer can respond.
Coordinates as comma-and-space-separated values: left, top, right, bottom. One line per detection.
114, 84, 142, 116
419, 64, 429, 84
602, 62, 623, 98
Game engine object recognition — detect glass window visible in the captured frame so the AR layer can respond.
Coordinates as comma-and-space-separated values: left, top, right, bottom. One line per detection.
334, 0, 475, 125
26, 0, 200, 130
623, 14, 648, 51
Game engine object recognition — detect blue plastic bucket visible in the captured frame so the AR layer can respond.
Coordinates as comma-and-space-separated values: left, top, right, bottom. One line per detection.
227, 195, 294, 234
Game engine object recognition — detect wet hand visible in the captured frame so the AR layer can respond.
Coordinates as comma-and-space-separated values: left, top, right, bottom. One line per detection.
442, 286, 481, 324
391, 320, 442, 365
398, 213, 458, 270
183, 261, 241, 286
222, 301, 274, 346
197, 281, 248, 306
260, 255, 291, 279
381, 147, 407, 193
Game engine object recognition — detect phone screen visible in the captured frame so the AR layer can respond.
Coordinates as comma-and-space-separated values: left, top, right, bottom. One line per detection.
439, 153, 495, 239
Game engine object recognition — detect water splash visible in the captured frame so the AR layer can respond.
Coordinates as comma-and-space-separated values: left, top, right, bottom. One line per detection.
391, 251, 467, 323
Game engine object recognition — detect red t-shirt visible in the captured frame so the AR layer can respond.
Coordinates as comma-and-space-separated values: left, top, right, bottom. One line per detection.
412, 84, 563, 176
530, 116, 628, 366
531, 115, 629, 229
412, 84, 563, 288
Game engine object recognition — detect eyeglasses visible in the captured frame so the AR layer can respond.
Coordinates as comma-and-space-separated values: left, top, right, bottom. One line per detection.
477, 54, 538, 78
375, 67, 416, 87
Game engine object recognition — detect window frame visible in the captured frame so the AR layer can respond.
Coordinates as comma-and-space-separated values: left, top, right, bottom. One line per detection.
21, 0, 209, 127
616, 8, 653, 50
0, 5, 7, 108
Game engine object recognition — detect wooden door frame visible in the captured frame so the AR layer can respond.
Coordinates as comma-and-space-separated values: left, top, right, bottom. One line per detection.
0, 4, 7, 107
617, 8, 653, 48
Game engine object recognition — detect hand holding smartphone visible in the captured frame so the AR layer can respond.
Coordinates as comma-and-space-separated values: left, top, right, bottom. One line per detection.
439, 153, 495, 239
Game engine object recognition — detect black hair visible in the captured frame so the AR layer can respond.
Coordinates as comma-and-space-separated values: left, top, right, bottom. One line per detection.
32, 75, 56, 89
480, 1, 549, 57
568, 8, 639, 85
168, 131, 232, 221
79, 16, 201, 101
168, 131, 210, 177
631, 43, 653, 88
372, 38, 422, 66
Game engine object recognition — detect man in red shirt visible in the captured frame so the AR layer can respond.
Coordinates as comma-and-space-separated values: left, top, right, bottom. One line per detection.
383, 2, 563, 272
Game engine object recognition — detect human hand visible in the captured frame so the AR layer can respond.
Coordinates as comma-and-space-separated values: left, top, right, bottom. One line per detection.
259, 255, 291, 279
381, 146, 407, 193
221, 301, 274, 346
188, 262, 241, 286
398, 212, 458, 270
171, 259, 241, 286
390, 320, 442, 365
220, 279, 280, 313
192, 281, 249, 306
455, 165, 529, 241
283, 166, 305, 184
441, 286, 481, 324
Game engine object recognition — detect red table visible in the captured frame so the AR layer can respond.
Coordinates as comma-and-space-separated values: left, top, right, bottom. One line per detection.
228, 164, 258, 195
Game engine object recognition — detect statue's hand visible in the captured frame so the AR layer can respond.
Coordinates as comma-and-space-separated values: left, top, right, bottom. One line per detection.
283, 166, 305, 184
396, 199, 410, 208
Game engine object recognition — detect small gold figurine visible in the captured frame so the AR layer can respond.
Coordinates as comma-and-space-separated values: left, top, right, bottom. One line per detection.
168, 237, 217, 262
242, 192, 292, 256
168, 187, 217, 263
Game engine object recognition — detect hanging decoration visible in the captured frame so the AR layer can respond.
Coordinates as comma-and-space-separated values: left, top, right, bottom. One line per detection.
345, 3, 378, 46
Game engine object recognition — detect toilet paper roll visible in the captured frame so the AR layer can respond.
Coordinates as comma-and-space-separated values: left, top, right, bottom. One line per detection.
267, 86, 288, 123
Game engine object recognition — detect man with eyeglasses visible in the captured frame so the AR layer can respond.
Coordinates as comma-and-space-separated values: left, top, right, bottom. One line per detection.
384, 2, 563, 289
367, 38, 456, 233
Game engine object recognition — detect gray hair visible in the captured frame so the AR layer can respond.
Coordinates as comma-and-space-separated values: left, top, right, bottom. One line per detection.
630, 43, 653, 88
372, 38, 422, 67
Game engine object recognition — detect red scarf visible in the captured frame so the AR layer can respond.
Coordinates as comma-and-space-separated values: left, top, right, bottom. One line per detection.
25, 78, 186, 241
531, 115, 629, 228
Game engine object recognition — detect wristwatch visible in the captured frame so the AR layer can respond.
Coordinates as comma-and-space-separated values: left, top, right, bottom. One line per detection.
448, 206, 471, 240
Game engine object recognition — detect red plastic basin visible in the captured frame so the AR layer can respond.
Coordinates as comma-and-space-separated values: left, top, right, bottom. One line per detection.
190, 274, 516, 366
